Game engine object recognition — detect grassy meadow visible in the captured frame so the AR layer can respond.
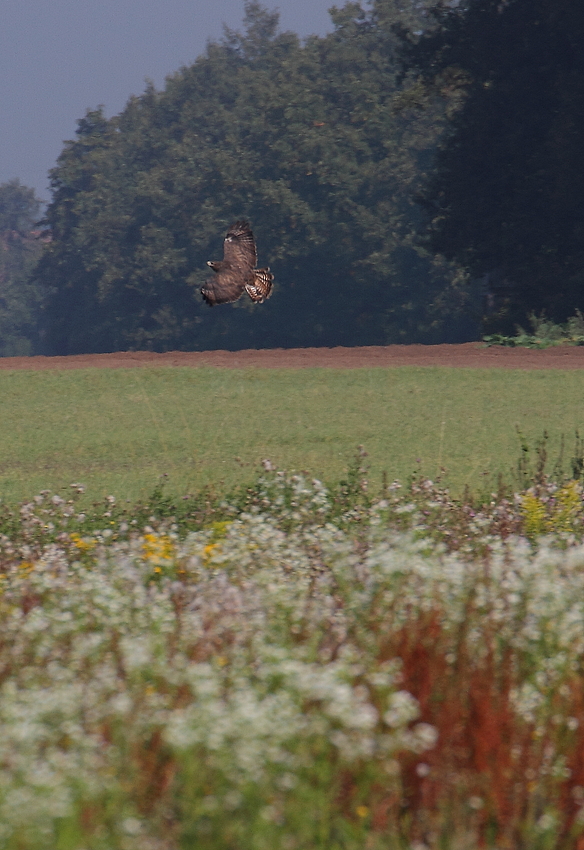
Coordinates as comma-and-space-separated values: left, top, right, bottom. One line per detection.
1, 364, 584, 503
4, 363, 584, 849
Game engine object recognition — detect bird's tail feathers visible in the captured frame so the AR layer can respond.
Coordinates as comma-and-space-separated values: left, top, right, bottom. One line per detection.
245, 268, 274, 303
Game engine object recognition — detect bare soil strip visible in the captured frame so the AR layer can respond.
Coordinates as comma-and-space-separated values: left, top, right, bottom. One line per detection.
1, 343, 584, 371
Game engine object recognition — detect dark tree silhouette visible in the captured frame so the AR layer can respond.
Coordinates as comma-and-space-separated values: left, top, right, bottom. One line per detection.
399, 0, 584, 331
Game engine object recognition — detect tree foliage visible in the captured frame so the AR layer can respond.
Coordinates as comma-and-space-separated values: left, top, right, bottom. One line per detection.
399, 0, 584, 331
0, 180, 44, 356
37, 0, 476, 355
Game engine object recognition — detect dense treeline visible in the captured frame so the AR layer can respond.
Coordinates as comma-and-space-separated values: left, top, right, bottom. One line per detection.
34, 0, 476, 354
5, 0, 584, 354
401, 0, 584, 332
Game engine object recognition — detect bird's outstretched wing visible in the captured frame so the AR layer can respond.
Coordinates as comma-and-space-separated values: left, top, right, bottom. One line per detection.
223, 220, 257, 271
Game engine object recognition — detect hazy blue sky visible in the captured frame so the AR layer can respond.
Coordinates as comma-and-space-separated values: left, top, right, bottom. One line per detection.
1, 0, 335, 203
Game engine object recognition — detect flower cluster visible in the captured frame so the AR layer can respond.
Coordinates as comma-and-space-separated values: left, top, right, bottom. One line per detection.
1, 463, 584, 847
521, 479, 584, 537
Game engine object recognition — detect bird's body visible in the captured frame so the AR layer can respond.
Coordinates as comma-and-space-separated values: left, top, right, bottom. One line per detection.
201, 221, 274, 306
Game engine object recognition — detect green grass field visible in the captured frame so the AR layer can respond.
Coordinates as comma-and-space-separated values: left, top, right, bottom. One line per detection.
1, 364, 583, 503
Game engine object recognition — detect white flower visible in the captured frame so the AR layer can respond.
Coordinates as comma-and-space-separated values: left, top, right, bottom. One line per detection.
383, 691, 420, 727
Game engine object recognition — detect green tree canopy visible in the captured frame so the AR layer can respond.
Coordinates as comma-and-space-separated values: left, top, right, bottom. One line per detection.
398, 0, 584, 331
0, 179, 40, 233
0, 180, 44, 355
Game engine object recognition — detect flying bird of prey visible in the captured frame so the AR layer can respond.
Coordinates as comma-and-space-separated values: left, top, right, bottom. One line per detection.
201, 221, 274, 307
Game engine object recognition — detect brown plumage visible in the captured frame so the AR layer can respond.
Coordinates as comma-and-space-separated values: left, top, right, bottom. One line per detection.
201, 221, 274, 306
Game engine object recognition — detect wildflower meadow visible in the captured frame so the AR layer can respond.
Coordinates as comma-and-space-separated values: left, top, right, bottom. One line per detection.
2, 450, 584, 849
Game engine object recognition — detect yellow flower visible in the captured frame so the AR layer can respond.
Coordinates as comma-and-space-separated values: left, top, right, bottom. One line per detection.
209, 521, 230, 538
356, 805, 369, 819
69, 532, 96, 553
521, 492, 547, 536
553, 480, 583, 532
142, 532, 175, 564
521, 481, 584, 536
201, 521, 231, 566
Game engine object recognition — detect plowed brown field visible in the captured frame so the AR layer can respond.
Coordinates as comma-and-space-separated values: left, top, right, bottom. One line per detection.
2, 343, 584, 370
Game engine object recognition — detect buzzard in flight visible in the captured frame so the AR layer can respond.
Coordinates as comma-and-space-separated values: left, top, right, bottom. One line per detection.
201, 221, 274, 306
